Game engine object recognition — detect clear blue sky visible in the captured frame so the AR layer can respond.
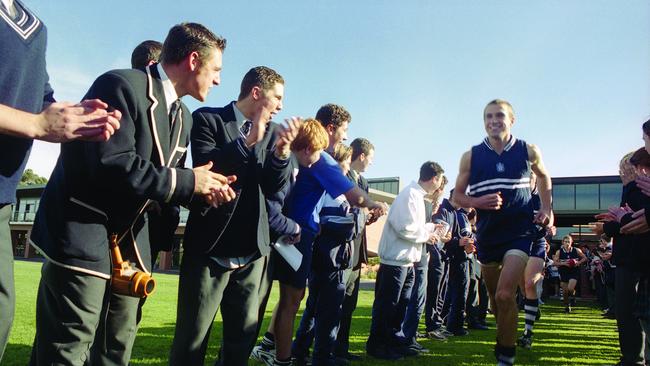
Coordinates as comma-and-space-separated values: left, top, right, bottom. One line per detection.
26, 0, 650, 189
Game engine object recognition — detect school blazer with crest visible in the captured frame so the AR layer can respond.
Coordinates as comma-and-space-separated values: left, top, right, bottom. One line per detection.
182, 102, 291, 257
30, 65, 194, 279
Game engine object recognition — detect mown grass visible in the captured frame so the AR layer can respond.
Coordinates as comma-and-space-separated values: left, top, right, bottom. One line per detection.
6, 260, 621, 365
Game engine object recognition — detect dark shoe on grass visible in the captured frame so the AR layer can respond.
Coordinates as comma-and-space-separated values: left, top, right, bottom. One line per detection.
517, 330, 533, 350
366, 346, 403, 360
449, 328, 469, 336
334, 352, 362, 361
333, 357, 350, 366
393, 345, 420, 357
468, 322, 489, 330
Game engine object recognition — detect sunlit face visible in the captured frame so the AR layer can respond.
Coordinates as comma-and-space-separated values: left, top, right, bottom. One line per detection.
188, 48, 223, 102
296, 148, 321, 168
329, 121, 349, 147
643, 132, 650, 154
358, 149, 374, 173
339, 156, 352, 175
424, 174, 444, 194
483, 104, 514, 140
257, 82, 284, 122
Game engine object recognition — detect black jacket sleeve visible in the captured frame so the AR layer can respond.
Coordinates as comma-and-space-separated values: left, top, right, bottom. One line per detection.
266, 182, 299, 241
85, 72, 194, 205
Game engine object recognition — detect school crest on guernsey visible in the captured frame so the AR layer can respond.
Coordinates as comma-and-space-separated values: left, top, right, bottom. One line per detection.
496, 162, 505, 173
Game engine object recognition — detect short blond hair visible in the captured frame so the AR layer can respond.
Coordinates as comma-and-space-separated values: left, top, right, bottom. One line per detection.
331, 143, 352, 163
291, 118, 328, 152
620, 151, 637, 185
484, 99, 515, 120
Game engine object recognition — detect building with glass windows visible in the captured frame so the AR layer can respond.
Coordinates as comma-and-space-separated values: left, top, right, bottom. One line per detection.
551, 175, 622, 245
367, 176, 401, 195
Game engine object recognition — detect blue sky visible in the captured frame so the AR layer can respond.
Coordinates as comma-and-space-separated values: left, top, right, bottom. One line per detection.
25, 0, 649, 189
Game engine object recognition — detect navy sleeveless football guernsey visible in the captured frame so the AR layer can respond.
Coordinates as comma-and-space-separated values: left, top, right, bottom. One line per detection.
559, 246, 579, 262
468, 136, 535, 246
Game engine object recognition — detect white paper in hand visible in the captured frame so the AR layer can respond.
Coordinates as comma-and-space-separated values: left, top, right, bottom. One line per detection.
273, 235, 303, 271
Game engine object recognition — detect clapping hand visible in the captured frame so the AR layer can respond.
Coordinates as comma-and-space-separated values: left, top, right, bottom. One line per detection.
39, 99, 122, 142
608, 204, 633, 223
620, 209, 649, 234
192, 162, 237, 208
274, 117, 302, 159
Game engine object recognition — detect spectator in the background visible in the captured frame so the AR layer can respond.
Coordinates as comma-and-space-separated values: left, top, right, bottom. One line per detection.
292, 143, 361, 366
594, 145, 650, 366
591, 235, 615, 319
366, 161, 445, 360
131, 40, 162, 69
262, 104, 388, 366
398, 175, 448, 353
336, 137, 377, 363
424, 181, 453, 341
250, 119, 329, 366
466, 209, 490, 330
440, 190, 475, 336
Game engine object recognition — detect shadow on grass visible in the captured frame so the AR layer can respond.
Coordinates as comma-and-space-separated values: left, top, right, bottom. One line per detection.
3, 343, 34, 366
126, 296, 620, 366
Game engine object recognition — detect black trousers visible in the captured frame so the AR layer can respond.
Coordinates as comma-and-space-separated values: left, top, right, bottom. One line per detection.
425, 247, 447, 331
335, 267, 361, 356
615, 265, 644, 366
170, 253, 265, 366
446, 260, 469, 332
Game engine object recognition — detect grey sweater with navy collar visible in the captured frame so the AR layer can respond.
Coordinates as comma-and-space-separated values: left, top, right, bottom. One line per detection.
0, 0, 54, 204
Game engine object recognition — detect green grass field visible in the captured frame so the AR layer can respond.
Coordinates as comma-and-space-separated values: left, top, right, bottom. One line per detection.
5, 260, 621, 365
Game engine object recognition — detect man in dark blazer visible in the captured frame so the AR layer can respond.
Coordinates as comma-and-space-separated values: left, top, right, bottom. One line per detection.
130, 40, 181, 269
169, 66, 297, 366
29, 23, 234, 366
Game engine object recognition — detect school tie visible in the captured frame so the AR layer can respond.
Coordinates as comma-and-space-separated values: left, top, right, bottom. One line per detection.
240, 120, 253, 137
169, 100, 181, 129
